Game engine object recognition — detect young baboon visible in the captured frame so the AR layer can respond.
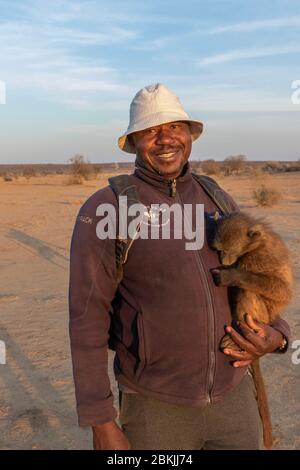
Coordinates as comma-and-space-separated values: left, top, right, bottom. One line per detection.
210, 212, 293, 449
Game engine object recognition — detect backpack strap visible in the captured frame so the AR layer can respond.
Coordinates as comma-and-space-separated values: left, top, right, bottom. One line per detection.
108, 174, 141, 286
191, 173, 232, 216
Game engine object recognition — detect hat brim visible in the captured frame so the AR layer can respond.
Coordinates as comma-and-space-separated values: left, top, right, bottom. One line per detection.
118, 117, 203, 154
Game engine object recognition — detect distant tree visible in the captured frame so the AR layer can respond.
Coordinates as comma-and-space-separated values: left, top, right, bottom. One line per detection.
201, 159, 220, 175
262, 161, 282, 174
68, 155, 93, 181
23, 166, 37, 179
222, 155, 247, 175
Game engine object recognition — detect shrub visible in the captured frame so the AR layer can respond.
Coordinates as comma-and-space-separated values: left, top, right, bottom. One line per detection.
262, 161, 283, 174
201, 159, 220, 175
93, 164, 103, 176
222, 155, 247, 175
23, 167, 37, 179
69, 155, 93, 180
263, 161, 300, 173
66, 174, 83, 185
252, 185, 281, 207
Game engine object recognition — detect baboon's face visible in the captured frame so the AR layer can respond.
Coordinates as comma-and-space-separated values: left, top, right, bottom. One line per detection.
213, 244, 241, 266
211, 215, 263, 266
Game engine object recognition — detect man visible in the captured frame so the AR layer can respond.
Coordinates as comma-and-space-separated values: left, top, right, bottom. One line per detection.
69, 84, 290, 450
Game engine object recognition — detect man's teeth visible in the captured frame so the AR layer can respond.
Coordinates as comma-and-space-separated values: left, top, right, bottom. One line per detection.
156, 152, 176, 158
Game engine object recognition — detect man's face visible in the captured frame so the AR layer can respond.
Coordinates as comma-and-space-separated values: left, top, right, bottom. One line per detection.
131, 121, 192, 180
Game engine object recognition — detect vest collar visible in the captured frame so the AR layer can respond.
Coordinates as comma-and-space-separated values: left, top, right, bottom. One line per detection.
134, 161, 193, 197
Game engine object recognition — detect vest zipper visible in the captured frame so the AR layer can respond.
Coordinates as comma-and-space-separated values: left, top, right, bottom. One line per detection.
175, 184, 216, 405
169, 179, 177, 197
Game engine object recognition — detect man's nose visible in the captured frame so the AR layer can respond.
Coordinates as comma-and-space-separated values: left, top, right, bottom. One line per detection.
155, 128, 175, 145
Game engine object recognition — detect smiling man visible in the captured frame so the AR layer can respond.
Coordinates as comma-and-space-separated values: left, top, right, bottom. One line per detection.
69, 84, 290, 450
131, 121, 192, 179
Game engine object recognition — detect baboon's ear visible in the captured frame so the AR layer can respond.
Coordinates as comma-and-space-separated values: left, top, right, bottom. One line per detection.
247, 224, 262, 239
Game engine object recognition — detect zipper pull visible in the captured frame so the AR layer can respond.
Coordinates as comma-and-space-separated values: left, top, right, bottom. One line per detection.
169, 179, 177, 197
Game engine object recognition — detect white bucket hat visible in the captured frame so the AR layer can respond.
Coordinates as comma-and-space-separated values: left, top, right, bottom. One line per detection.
118, 83, 203, 153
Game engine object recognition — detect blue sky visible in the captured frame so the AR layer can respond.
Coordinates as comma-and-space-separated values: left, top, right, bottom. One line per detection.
0, 0, 300, 163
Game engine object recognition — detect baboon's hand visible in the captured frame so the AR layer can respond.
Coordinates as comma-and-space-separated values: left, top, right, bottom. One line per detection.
211, 268, 237, 287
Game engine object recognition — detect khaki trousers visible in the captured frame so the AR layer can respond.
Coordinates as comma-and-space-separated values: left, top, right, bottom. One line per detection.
119, 373, 263, 450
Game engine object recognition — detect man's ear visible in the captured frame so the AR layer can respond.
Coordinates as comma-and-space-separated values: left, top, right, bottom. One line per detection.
247, 224, 262, 239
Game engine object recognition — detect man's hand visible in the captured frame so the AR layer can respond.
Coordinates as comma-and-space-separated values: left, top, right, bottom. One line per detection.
92, 421, 131, 450
222, 313, 285, 368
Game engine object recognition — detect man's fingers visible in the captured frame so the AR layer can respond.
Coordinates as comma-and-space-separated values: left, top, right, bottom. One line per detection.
226, 326, 257, 354
223, 348, 253, 361
237, 322, 266, 351
233, 360, 253, 368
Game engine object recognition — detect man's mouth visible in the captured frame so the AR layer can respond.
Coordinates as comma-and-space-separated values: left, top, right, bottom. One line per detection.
153, 150, 180, 160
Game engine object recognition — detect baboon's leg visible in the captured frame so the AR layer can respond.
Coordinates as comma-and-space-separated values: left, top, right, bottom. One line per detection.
227, 270, 290, 303
235, 290, 269, 324
220, 290, 269, 351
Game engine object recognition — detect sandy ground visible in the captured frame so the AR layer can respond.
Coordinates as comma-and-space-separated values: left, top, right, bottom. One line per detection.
0, 171, 299, 450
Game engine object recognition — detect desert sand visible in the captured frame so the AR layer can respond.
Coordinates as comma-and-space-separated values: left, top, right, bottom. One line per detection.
0, 170, 299, 450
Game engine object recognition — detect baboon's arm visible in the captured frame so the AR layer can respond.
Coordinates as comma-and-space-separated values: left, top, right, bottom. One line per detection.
213, 268, 291, 303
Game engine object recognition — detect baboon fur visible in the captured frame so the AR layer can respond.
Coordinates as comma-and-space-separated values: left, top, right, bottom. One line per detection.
211, 212, 293, 449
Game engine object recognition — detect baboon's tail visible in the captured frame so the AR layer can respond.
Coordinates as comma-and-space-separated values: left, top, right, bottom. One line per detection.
250, 360, 273, 449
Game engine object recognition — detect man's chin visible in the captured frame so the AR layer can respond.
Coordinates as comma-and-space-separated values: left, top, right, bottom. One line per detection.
156, 161, 185, 179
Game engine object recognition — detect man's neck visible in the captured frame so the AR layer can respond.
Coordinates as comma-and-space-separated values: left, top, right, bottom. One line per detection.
135, 158, 188, 181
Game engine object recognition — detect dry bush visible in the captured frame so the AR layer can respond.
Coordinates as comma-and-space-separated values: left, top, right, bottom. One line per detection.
0, 171, 14, 182
66, 174, 83, 185
253, 185, 281, 207
263, 161, 300, 173
262, 161, 283, 174
69, 154, 93, 180
222, 155, 247, 175
201, 159, 220, 175
281, 162, 300, 172
23, 167, 37, 179
93, 164, 103, 176
247, 165, 264, 178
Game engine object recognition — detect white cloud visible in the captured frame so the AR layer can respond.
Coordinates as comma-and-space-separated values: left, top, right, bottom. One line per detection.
0, 18, 133, 103
198, 44, 300, 65
180, 87, 299, 114
46, 26, 138, 45
209, 16, 300, 34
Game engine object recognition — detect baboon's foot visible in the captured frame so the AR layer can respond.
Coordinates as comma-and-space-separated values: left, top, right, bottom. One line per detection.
220, 334, 242, 352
